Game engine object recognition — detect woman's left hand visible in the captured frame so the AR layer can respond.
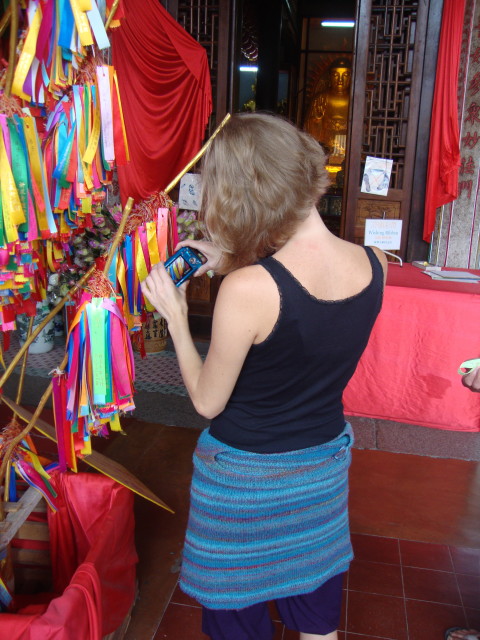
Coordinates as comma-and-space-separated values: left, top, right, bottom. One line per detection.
140, 262, 189, 325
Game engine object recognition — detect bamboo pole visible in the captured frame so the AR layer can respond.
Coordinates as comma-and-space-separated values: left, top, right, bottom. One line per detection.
105, 0, 120, 30
103, 196, 133, 276
164, 113, 231, 193
0, 6, 12, 38
14, 317, 34, 410
0, 265, 97, 392
0, 115, 231, 490
2, 316, 35, 502
4, 0, 18, 97
0, 198, 135, 485
0, 355, 67, 487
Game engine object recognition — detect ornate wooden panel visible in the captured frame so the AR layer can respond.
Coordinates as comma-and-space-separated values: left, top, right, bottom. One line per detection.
344, 0, 429, 256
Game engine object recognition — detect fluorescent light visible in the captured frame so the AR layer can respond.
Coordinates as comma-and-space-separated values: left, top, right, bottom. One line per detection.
321, 21, 355, 27
239, 66, 258, 72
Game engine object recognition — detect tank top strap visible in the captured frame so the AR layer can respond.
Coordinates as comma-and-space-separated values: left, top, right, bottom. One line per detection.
259, 246, 384, 297
258, 256, 293, 292
363, 245, 385, 289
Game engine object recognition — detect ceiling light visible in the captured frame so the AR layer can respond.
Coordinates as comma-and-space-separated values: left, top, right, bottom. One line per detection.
239, 66, 258, 72
321, 21, 355, 28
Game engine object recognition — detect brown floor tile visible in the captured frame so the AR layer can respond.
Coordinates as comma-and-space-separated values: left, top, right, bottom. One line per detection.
170, 583, 201, 608
348, 559, 403, 597
283, 629, 345, 639
349, 450, 480, 547
345, 635, 390, 639
154, 603, 208, 639
456, 572, 480, 609
272, 621, 284, 639
450, 546, 480, 576
351, 533, 400, 565
465, 607, 480, 628
402, 566, 461, 605
399, 539, 454, 572
405, 599, 467, 640
268, 601, 282, 623
347, 591, 407, 639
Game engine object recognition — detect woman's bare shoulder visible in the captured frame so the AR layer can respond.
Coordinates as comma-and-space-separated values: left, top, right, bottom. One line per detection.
216, 263, 275, 305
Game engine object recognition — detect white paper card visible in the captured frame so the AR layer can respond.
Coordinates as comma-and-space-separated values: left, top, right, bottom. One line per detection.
361, 156, 393, 196
179, 173, 202, 211
365, 219, 402, 250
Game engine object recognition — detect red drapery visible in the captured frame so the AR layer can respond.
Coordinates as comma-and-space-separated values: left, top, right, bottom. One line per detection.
423, 0, 466, 241
2, 473, 138, 639
111, 0, 212, 205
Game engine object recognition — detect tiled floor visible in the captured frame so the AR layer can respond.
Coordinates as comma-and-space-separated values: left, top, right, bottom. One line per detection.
100, 419, 480, 640
7, 405, 480, 640
155, 534, 480, 640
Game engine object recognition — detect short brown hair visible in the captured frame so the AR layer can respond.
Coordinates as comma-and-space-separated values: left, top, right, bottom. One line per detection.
200, 112, 329, 272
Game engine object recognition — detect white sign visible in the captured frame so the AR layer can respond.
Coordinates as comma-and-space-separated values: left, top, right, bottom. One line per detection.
365, 219, 402, 250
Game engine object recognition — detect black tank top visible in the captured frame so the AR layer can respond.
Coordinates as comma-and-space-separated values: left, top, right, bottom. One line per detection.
209, 246, 384, 453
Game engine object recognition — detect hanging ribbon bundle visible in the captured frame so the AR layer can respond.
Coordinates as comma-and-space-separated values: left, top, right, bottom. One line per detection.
42, 62, 129, 238
11, 0, 124, 106
52, 270, 135, 469
114, 192, 177, 330
0, 93, 56, 330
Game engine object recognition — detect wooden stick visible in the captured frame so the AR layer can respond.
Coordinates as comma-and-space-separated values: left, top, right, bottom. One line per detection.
0, 6, 12, 38
164, 113, 231, 193
103, 196, 133, 276
105, 0, 120, 30
0, 197, 134, 485
0, 265, 96, 392
0, 353, 67, 488
2, 316, 35, 501
15, 316, 34, 409
4, 0, 18, 97
1, 396, 173, 512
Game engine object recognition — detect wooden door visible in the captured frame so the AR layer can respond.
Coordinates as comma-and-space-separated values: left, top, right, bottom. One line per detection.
343, 0, 430, 257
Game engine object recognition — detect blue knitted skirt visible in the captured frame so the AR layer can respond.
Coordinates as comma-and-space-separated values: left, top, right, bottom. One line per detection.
179, 423, 354, 610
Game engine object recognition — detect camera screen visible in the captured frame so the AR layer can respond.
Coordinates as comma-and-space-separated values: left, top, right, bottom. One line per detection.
166, 255, 194, 284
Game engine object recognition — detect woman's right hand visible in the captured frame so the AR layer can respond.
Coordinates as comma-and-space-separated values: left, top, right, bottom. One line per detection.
175, 239, 225, 276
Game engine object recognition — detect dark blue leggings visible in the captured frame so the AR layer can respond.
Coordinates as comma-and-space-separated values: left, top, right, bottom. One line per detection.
202, 573, 344, 640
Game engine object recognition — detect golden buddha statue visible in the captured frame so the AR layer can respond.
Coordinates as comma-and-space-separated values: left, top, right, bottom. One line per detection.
305, 58, 352, 166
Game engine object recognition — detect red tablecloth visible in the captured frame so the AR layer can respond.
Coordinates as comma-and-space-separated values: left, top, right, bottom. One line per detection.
343, 264, 480, 431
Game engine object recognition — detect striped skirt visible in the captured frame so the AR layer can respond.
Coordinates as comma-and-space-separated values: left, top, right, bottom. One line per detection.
179, 423, 354, 610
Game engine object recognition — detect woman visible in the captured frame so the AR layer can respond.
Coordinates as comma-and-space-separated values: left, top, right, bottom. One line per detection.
141, 113, 387, 640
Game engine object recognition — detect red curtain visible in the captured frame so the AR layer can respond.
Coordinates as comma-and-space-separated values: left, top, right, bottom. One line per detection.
423, 0, 466, 241
111, 0, 212, 205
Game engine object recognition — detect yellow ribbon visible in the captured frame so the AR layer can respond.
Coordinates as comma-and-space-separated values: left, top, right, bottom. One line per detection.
22, 116, 49, 235
83, 88, 101, 165
69, 0, 94, 47
0, 132, 23, 243
12, 5, 42, 100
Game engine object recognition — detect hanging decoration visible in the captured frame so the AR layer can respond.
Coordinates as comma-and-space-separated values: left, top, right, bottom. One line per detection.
113, 192, 175, 330
0, 420, 58, 510
10, 0, 124, 105
52, 269, 135, 469
0, 0, 128, 333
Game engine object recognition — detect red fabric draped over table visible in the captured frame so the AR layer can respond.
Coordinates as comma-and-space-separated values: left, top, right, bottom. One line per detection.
111, 0, 212, 205
343, 265, 480, 432
423, 0, 466, 241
